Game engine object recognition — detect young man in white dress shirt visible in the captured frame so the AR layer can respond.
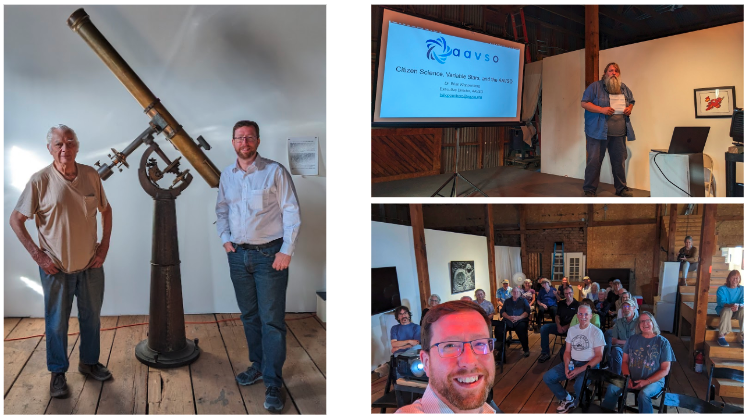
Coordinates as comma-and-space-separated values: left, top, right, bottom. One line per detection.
215, 120, 301, 413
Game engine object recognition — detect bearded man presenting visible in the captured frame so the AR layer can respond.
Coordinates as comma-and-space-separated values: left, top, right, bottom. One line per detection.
580, 63, 636, 197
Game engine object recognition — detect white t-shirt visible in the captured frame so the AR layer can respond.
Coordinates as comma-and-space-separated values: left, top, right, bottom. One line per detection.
567, 323, 605, 362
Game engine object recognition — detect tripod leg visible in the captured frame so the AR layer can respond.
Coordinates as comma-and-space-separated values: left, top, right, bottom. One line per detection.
457, 173, 489, 197
430, 173, 458, 197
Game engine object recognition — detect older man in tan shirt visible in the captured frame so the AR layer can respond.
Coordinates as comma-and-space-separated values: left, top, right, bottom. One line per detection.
9, 125, 113, 399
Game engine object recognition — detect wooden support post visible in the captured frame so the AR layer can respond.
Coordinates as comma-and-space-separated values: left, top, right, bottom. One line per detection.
584, 5, 600, 88
409, 204, 431, 311
667, 204, 678, 262
691, 204, 718, 356
652, 204, 663, 301
519, 205, 528, 275
485, 205, 498, 307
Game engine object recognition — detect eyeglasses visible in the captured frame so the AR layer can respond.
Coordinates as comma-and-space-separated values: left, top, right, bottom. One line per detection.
430, 338, 496, 358
233, 136, 258, 143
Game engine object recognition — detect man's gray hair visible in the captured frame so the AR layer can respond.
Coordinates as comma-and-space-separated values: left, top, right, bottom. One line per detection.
635, 311, 661, 335
429, 294, 441, 304
684, 236, 693, 242
511, 286, 523, 295
578, 304, 592, 314
47, 124, 79, 145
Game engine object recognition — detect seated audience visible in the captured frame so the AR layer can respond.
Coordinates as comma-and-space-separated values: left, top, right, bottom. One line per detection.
496, 279, 512, 311
391, 306, 420, 354
557, 277, 571, 301
537, 278, 558, 326
542, 305, 604, 413
678, 236, 699, 285
421, 294, 441, 326
538, 287, 579, 363
395, 300, 499, 413
570, 299, 600, 329
577, 276, 593, 299
607, 299, 638, 374
585, 282, 600, 301
601, 312, 675, 414
593, 291, 610, 320
473, 289, 494, 316
615, 291, 639, 319
521, 279, 536, 306
606, 279, 622, 315
501, 287, 531, 357
716, 270, 744, 347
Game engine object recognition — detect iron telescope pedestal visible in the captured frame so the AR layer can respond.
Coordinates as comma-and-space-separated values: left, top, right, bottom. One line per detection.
133, 143, 200, 368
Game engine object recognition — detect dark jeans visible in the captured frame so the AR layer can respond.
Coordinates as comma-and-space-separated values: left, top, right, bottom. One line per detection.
583, 134, 628, 193
40, 266, 105, 373
504, 319, 529, 351
537, 305, 558, 326
543, 359, 600, 404
227, 241, 288, 388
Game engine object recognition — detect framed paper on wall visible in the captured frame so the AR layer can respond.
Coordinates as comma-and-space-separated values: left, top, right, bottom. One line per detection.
694, 86, 736, 118
450, 261, 475, 294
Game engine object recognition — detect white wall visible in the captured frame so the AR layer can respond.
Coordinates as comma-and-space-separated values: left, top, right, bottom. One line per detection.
371, 223, 493, 370
542, 23, 743, 196
371, 222, 419, 370
4, 5, 326, 316
424, 229, 491, 303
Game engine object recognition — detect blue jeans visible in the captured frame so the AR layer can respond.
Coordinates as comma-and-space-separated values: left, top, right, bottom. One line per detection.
540, 323, 565, 355
609, 346, 624, 374
40, 266, 105, 373
543, 359, 598, 404
602, 380, 663, 413
583, 135, 628, 193
680, 261, 698, 278
227, 241, 288, 388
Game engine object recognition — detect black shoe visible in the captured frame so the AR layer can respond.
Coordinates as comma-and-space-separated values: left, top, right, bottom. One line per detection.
78, 362, 112, 381
583, 190, 596, 197
264, 386, 284, 413
538, 353, 551, 363
523, 351, 530, 357
236, 367, 263, 386
50, 372, 69, 398
616, 187, 633, 197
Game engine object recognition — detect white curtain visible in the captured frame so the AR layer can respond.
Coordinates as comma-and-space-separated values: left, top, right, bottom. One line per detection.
495, 246, 523, 293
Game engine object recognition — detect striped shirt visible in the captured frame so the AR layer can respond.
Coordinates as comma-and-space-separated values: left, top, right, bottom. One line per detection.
395, 384, 496, 414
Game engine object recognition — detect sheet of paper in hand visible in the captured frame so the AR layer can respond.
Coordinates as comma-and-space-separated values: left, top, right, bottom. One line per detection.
609, 94, 626, 114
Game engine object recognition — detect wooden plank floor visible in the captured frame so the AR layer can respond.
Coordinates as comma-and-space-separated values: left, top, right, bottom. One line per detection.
4, 313, 325, 415
371, 330, 744, 413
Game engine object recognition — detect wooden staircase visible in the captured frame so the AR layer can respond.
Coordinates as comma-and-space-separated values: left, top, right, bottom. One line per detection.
668, 214, 744, 400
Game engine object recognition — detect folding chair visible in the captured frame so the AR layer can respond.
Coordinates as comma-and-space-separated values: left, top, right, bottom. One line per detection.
579, 367, 630, 413
625, 371, 670, 413
658, 393, 724, 413
706, 365, 744, 403
371, 355, 398, 413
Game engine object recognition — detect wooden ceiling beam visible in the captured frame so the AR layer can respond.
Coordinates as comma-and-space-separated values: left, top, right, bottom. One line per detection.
635, 5, 679, 30
598, 7, 649, 33
533, 5, 622, 40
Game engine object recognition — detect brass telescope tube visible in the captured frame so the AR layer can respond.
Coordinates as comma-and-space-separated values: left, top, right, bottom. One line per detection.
67, 8, 220, 188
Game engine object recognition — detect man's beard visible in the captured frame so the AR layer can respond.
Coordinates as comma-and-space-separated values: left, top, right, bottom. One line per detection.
604, 74, 622, 94
431, 366, 494, 411
235, 148, 257, 159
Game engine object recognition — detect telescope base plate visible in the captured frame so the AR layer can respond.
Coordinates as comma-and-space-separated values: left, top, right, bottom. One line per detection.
135, 338, 200, 368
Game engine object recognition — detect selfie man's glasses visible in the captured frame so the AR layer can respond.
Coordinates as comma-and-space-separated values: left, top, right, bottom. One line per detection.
430, 338, 496, 358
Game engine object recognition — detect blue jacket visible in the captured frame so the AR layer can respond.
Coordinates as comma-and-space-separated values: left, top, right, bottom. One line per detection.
716, 285, 744, 315
582, 80, 636, 141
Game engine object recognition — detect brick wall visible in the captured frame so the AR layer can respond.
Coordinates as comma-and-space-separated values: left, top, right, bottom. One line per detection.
525, 228, 587, 279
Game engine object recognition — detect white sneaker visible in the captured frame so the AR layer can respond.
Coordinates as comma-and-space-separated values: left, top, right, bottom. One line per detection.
556, 396, 575, 413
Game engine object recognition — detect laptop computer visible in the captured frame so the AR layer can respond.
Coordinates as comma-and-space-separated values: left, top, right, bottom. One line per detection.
651, 127, 710, 154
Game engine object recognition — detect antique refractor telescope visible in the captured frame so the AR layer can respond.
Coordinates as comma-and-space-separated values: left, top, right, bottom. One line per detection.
68, 8, 222, 367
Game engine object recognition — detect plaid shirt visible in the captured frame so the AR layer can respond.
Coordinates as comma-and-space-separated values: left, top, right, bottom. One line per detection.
395, 384, 496, 414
